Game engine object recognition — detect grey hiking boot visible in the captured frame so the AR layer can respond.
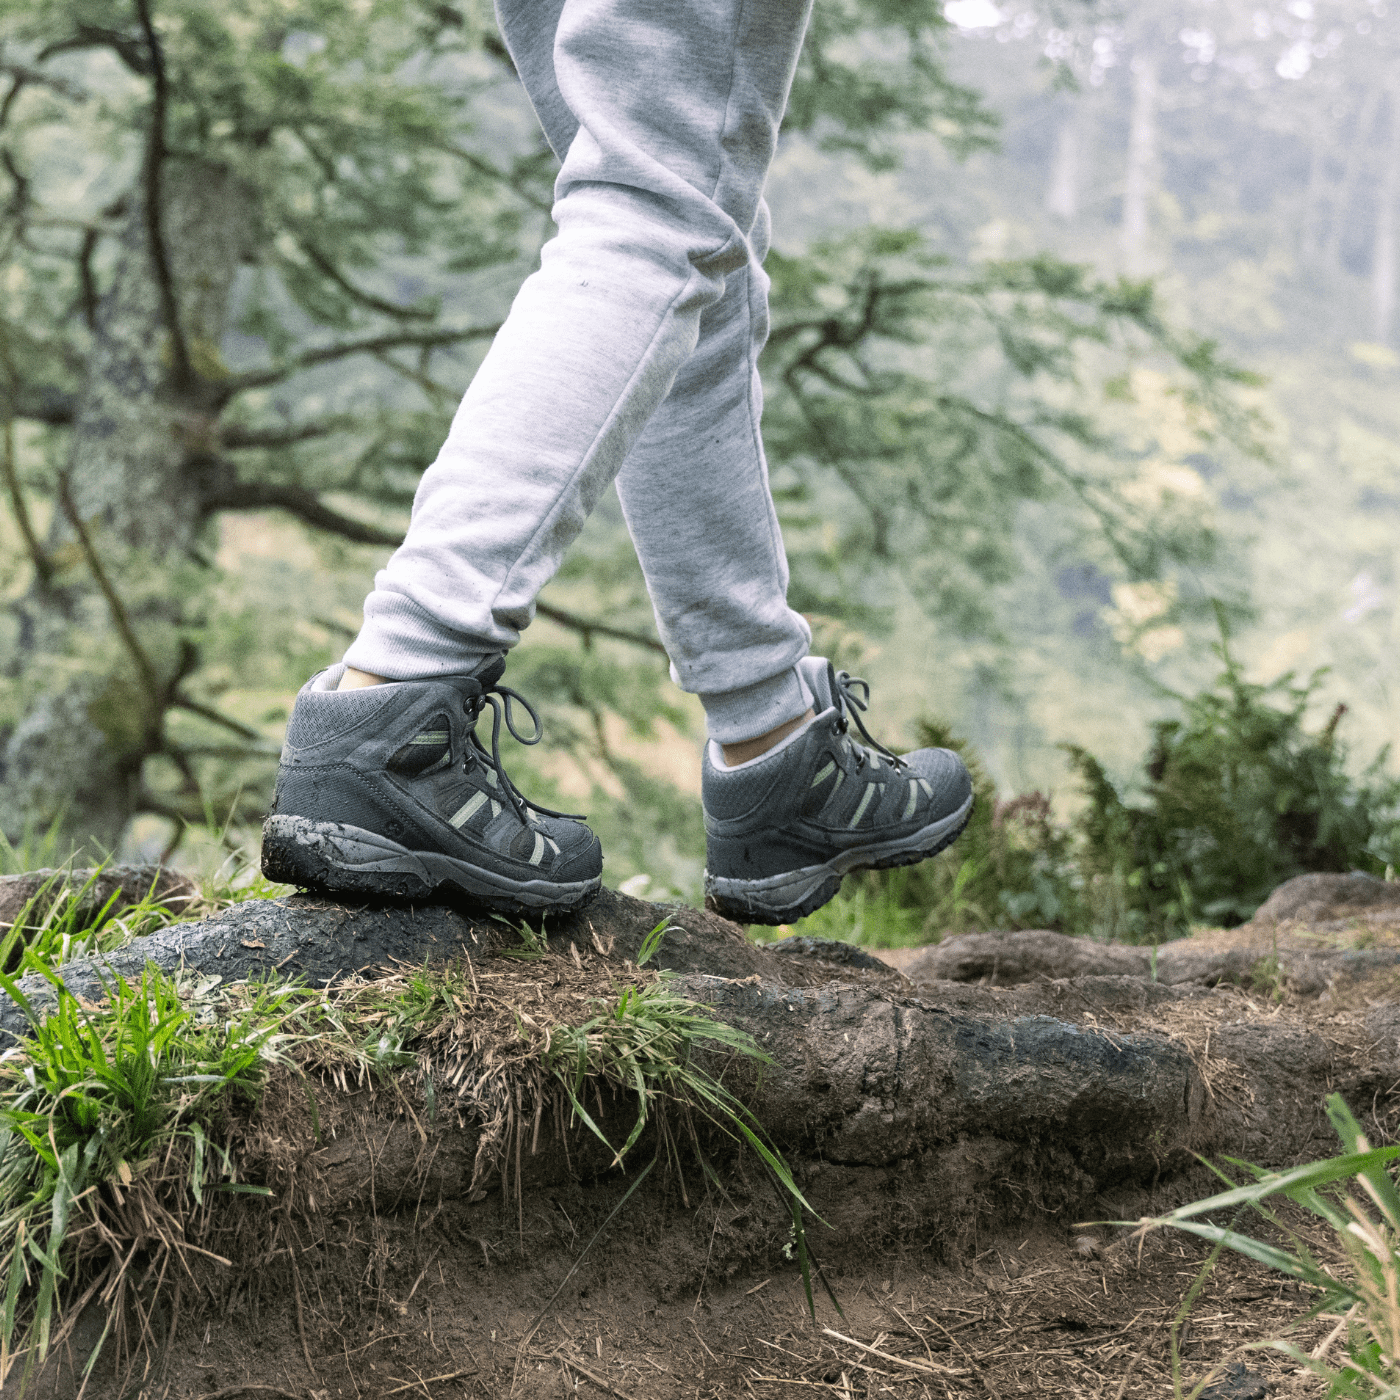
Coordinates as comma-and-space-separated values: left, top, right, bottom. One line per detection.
261, 658, 602, 914
702, 657, 973, 925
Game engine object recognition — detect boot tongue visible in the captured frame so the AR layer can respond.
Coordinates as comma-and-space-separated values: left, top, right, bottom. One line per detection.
471, 653, 508, 689
796, 655, 837, 713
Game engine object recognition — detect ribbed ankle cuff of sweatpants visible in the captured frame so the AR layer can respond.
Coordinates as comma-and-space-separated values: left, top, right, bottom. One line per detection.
698, 666, 813, 746
342, 605, 499, 681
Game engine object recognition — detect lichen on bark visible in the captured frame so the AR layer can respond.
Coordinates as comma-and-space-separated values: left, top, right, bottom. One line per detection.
1, 159, 256, 853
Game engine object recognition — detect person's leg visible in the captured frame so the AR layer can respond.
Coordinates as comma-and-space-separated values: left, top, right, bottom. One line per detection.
264, 0, 820, 912
615, 198, 815, 747
615, 194, 975, 927
342, 0, 817, 684
478, 2, 815, 748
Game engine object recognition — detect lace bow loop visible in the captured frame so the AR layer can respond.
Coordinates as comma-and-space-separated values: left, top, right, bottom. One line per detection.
464, 679, 582, 824
832, 668, 904, 768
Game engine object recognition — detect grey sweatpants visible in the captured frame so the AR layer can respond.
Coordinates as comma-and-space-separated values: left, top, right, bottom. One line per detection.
342, 0, 815, 743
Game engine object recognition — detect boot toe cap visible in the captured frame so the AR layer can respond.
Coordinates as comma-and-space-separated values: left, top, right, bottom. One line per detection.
904, 747, 973, 812
539, 817, 604, 883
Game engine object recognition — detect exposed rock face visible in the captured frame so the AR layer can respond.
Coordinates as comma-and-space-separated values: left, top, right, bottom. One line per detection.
1250, 871, 1400, 927
684, 973, 1203, 1175
903, 926, 1400, 994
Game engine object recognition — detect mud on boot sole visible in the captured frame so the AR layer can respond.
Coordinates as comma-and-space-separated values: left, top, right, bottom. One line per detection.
260, 815, 601, 915
703, 794, 974, 927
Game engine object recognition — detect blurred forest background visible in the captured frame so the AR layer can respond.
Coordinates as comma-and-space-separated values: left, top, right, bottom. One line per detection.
1, 0, 1397, 942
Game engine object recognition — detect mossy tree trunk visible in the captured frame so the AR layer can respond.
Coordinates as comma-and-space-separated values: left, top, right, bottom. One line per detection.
1, 159, 256, 853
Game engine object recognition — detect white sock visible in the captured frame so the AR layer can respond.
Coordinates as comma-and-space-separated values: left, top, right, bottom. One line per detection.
707, 709, 829, 772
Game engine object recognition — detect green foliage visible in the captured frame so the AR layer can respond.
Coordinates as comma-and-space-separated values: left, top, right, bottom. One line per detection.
634, 916, 671, 967
763, 230, 1258, 637
0, 825, 79, 879
1068, 618, 1400, 938
786, 0, 998, 168
1136, 1094, 1400, 1399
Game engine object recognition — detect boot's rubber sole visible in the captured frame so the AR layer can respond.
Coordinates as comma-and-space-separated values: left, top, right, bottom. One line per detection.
703, 793, 975, 926
260, 815, 601, 916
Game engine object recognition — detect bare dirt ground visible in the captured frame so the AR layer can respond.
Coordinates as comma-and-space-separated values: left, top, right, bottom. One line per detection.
108, 1185, 1326, 1400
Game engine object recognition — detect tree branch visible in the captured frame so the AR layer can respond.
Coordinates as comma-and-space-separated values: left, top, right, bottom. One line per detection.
372, 348, 454, 406
57, 474, 165, 716
534, 601, 667, 656
77, 226, 99, 329
222, 323, 499, 396
169, 696, 268, 744
1, 147, 29, 223
133, 0, 193, 391
38, 27, 152, 75
204, 476, 404, 546
170, 744, 281, 759
1, 383, 76, 426
295, 237, 438, 321
221, 416, 357, 450
208, 476, 668, 655
439, 144, 553, 214
0, 76, 20, 135
1, 417, 51, 589
0, 318, 58, 597
0, 64, 87, 120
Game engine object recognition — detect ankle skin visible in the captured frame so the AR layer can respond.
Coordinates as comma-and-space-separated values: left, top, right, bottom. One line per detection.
721, 709, 815, 767
339, 667, 387, 691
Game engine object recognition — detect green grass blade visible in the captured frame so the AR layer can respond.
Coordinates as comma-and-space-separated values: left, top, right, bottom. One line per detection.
1147, 1218, 1355, 1299
1325, 1093, 1400, 1228
1148, 1147, 1400, 1223
3, 1234, 27, 1351
554, 1077, 617, 1157
189, 1122, 206, 1207
635, 918, 673, 968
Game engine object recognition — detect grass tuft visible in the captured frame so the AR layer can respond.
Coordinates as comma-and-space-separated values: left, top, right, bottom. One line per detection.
546, 974, 833, 1318
0, 958, 292, 1390
1129, 1093, 1400, 1398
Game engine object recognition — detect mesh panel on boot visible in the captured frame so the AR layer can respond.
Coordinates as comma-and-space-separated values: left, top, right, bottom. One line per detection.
437, 782, 498, 829
509, 827, 537, 860
800, 753, 843, 818
389, 713, 452, 775
284, 688, 398, 750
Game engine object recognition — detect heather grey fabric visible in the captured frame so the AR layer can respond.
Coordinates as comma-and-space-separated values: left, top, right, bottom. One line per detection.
341, 0, 816, 744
